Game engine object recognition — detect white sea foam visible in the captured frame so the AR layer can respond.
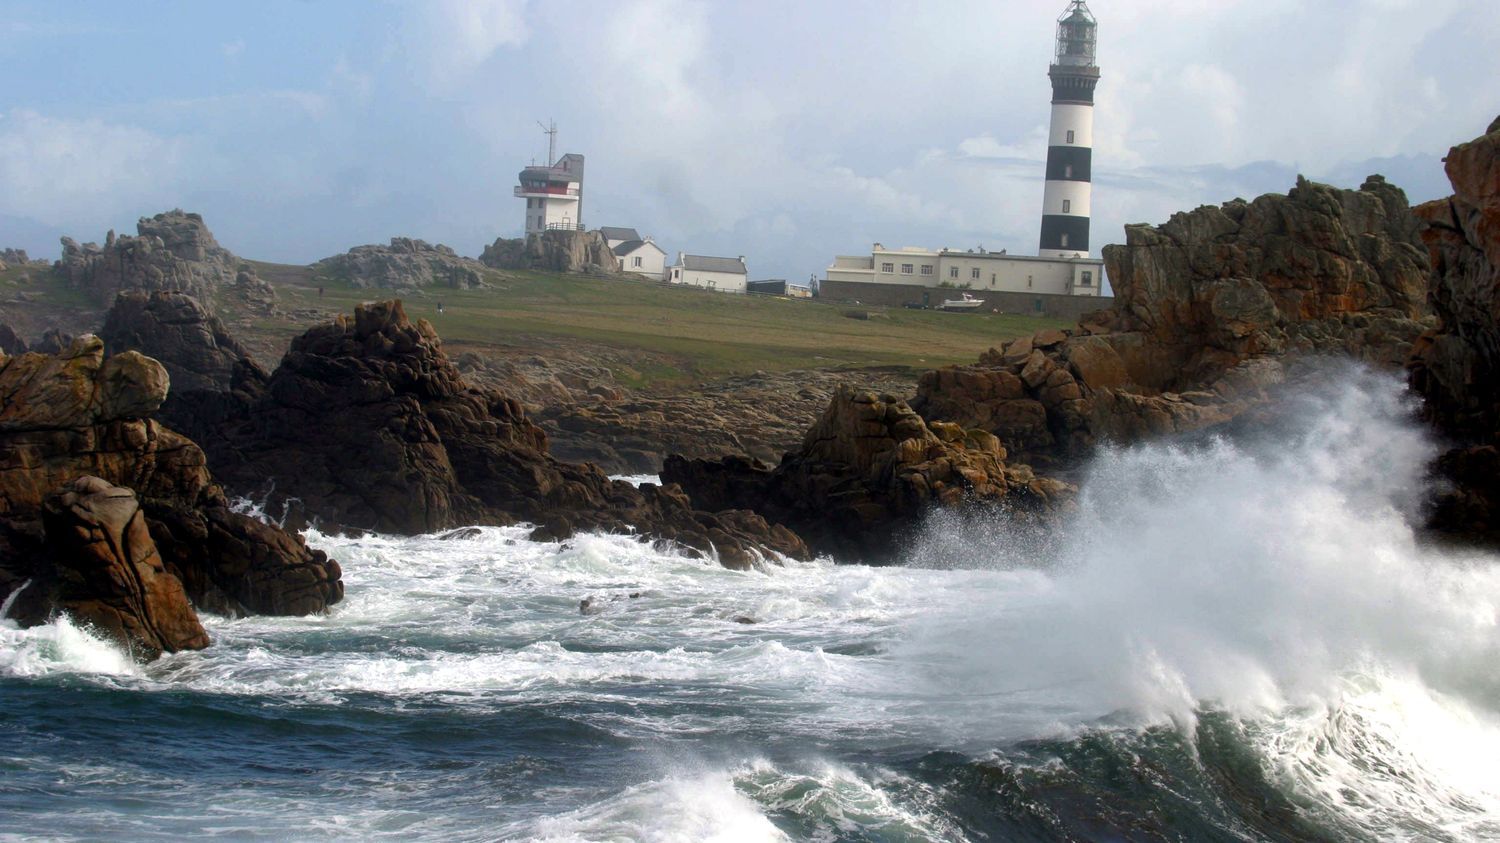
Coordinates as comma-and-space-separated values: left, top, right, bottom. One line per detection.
0, 614, 140, 678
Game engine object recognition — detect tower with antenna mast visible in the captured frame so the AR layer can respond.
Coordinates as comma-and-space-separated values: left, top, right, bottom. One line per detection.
515, 120, 584, 235
1038, 0, 1098, 259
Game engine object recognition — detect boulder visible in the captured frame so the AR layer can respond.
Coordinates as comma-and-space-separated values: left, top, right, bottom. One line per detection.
0, 323, 27, 355
0, 336, 343, 619
176, 300, 807, 568
314, 237, 486, 290
480, 230, 620, 275
8, 477, 210, 660
100, 290, 249, 393
1410, 117, 1500, 545
914, 175, 1434, 468
663, 385, 1074, 561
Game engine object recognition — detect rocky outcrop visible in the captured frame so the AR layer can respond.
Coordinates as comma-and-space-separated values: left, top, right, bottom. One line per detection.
55, 210, 239, 307
0, 337, 343, 620
6, 477, 210, 659
178, 300, 806, 569
662, 385, 1073, 561
1410, 117, 1500, 544
0, 248, 35, 268
480, 230, 619, 275
914, 176, 1434, 468
0, 324, 26, 355
100, 291, 250, 393
314, 238, 486, 290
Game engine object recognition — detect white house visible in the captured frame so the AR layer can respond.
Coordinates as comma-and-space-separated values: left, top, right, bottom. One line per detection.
599, 226, 667, 279
666, 253, 748, 294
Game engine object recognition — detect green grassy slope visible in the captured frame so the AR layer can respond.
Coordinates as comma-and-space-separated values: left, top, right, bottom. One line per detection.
244, 264, 1068, 386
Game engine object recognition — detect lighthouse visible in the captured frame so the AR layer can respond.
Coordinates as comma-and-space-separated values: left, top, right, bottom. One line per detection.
1038, 1, 1099, 259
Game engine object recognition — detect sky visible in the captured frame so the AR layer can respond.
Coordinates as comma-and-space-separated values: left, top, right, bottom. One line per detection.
1, 0, 1496, 284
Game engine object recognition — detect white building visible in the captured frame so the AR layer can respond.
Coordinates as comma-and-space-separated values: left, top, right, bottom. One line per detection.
600, 227, 668, 279
1039, 1, 1099, 258
826, 244, 1102, 301
666, 253, 748, 294
515, 152, 584, 234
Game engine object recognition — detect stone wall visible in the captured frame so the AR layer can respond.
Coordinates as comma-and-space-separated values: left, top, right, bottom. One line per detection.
818, 279, 1111, 321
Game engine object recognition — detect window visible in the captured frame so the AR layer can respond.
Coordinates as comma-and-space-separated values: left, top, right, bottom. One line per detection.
1034, 298, 1044, 313
949, 267, 958, 279
920, 264, 933, 276
1062, 199, 1071, 213
1060, 233, 1070, 248
1081, 271, 1093, 286
1027, 275, 1033, 288
901, 263, 914, 275
1064, 164, 1073, 179
970, 268, 980, 280
881, 262, 894, 273
633, 256, 643, 268
1066, 130, 1075, 144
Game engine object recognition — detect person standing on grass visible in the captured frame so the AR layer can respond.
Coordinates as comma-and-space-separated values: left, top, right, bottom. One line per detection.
438, 301, 444, 314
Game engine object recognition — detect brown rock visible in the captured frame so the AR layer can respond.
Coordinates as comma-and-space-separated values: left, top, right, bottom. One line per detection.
20, 477, 209, 660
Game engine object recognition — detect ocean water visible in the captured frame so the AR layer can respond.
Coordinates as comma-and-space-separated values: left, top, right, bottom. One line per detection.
4, 367, 1500, 841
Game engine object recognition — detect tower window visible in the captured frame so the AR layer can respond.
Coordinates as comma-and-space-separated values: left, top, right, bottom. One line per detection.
1064, 164, 1073, 178
1066, 130, 1075, 144
1081, 271, 1093, 286
1061, 233, 1070, 248
1062, 200, 1071, 213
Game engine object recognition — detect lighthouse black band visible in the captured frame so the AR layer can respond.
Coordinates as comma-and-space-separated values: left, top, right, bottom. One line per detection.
1049, 72, 1099, 105
1045, 146, 1092, 181
1039, 215, 1091, 253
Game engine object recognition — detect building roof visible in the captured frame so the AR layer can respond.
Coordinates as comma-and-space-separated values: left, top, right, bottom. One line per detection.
611, 239, 664, 257
682, 255, 746, 274
599, 226, 641, 243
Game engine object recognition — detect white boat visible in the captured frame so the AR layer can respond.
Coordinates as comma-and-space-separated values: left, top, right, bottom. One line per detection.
940, 293, 985, 311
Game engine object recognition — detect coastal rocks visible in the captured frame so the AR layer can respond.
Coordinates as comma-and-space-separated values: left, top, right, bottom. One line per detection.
9, 477, 210, 659
55, 210, 239, 307
0, 323, 27, 355
480, 230, 619, 275
0, 336, 343, 620
100, 291, 250, 393
914, 176, 1434, 468
184, 300, 807, 568
1409, 117, 1500, 544
0, 248, 35, 268
663, 385, 1074, 561
314, 238, 486, 290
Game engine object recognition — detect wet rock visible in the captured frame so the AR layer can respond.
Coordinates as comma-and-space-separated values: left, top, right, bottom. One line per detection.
0, 336, 343, 619
10, 476, 211, 660
1410, 117, 1500, 545
664, 385, 1073, 562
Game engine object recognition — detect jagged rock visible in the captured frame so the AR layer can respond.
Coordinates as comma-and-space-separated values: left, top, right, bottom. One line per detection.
1410, 117, 1500, 545
55, 210, 239, 307
0, 248, 33, 268
31, 328, 73, 355
0, 324, 26, 355
662, 385, 1074, 561
914, 176, 1435, 468
178, 300, 807, 569
6, 477, 210, 660
230, 268, 278, 312
100, 291, 249, 393
314, 238, 486, 289
0, 337, 343, 619
480, 230, 620, 275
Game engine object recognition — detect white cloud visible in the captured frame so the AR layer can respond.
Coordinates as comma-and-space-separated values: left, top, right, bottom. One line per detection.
0, 110, 188, 230
406, 0, 530, 86
221, 39, 245, 59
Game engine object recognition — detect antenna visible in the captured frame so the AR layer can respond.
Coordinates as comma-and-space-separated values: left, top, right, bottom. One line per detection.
538, 119, 557, 166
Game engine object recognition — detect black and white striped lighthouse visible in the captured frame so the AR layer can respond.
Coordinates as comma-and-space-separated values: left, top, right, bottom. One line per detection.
1038, 1, 1099, 259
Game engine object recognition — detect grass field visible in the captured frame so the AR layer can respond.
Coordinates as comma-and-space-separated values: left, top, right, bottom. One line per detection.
5, 259, 1068, 389
240, 262, 1067, 387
